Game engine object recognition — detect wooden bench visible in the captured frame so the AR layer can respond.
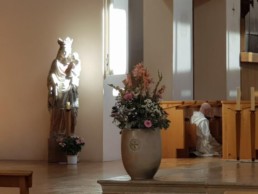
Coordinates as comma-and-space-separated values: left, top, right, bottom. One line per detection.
161, 100, 222, 158
0, 170, 33, 194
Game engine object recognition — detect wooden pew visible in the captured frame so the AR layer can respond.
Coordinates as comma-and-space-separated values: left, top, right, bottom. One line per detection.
161, 100, 222, 158
222, 101, 258, 160
0, 170, 33, 194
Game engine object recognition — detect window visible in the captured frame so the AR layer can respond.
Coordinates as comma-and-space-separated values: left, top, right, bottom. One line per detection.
104, 0, 128, 77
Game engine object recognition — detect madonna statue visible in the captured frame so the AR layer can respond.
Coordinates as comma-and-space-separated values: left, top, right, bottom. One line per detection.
47, 37, 81, 137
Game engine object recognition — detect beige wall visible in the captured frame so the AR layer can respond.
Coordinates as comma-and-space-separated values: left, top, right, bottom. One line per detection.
0, 0, 241, 161
143, 0, 173, 100
194, 0, 227, 100
129, 0, 143, 70
0, 0, 103, 161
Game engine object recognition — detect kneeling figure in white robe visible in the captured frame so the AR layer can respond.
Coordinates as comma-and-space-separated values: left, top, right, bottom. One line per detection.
191, 103, 222, 157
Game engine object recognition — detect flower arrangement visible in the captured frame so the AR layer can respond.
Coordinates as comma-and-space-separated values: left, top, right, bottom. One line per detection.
57, 135, 85, 155
109, 63, 170, 131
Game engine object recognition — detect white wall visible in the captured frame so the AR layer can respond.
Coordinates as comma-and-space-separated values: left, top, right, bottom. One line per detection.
194, 0, 227, 100
226, 0, 241, 100
143, 0, 173, 100
194, 0, 240, 101
172, 0, 193, 100
0, 0, 103, 161
103, 75, 125, 161
128, 0, 143, 69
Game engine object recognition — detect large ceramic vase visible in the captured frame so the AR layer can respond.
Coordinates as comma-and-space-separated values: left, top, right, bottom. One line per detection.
121, 128, 162, 180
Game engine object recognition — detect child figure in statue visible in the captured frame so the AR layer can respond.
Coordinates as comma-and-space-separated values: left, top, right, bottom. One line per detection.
47, 37, 81, 136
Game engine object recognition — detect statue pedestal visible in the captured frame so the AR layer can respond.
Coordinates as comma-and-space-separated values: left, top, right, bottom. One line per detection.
48, 109, 74, 163
48, 136, 66, 163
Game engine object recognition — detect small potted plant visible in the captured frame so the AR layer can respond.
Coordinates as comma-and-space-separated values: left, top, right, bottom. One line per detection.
57, 135, 85, 164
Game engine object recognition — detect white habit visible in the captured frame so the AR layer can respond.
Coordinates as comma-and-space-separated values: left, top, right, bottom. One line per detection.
191, 111, 222, 157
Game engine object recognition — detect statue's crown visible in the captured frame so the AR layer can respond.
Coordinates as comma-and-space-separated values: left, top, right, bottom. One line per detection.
58, 37, 73, 47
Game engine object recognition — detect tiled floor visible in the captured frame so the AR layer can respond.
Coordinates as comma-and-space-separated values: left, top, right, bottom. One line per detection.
0, 159, 126, 194
1, 158, 258, 194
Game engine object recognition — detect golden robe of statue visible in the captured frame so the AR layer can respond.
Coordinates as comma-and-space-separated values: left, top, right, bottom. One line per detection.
47, 37, 81, 136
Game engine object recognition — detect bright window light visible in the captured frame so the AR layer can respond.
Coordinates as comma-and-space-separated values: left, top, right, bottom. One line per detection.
173, 21, 192, 73
109, 0, 128, 75
112, 88, 119, 97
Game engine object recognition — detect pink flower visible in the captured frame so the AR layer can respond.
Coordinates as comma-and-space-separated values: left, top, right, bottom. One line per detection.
144, 120, 152, 128
132, 63, 145, 78
143, 72, 152, 90
123, 92, 134, 101
123, 75, 132, 88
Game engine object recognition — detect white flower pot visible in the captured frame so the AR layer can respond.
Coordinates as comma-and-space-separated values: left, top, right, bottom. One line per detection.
66, 155, 78, 165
